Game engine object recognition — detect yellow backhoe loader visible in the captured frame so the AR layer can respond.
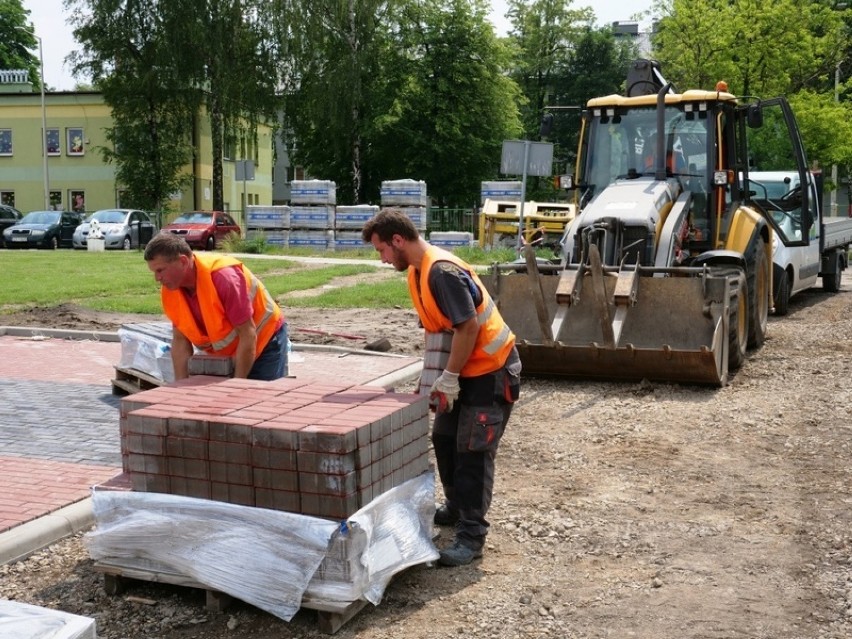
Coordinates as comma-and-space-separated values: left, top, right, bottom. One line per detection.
484, 60, 814, 386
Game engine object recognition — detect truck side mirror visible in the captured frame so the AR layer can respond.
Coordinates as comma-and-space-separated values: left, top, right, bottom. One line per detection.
747, 104, 763, 128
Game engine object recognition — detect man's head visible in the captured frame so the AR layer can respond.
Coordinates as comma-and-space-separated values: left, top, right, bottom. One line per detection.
361, 208, 421, 271
144, 232, 195, 290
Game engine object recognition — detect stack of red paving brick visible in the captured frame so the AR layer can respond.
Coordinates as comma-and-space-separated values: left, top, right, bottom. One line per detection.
117, 376, 431, 520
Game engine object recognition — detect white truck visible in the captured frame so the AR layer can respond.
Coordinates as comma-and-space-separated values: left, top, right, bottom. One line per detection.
746, 171, 852, 314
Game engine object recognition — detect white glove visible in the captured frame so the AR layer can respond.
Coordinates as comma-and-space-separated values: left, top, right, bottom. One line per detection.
429, 371, 460, 413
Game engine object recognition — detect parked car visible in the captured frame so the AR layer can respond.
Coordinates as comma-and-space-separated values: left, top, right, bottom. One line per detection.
3, 210, 84, 249
72, 208, 157, 250
0, 204, 22, 236
160, 211, 241, 250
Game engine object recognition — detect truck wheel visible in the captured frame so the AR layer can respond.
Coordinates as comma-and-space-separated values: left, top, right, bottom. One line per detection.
822, 251, 842, 293
728, 273, 748, 371
747, 237, 769, 349
773, 265, 790, 316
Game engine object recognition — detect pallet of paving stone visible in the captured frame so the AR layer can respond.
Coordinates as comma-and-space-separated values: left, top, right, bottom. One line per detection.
111, 365, 164, 396
91, 560, 367, 634
87, 473, 439, 634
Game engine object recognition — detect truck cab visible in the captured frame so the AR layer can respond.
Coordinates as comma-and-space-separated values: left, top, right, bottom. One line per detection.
746, 170, 821, 314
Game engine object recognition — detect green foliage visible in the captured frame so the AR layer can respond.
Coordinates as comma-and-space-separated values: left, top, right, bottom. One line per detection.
504, 2, 637, 194
66, 0, 278, 212
651, 0, 852, 185
219, 231, 269, 254
0, 0, 41, 90
285, 0, 524, 207
789, 91, 852, 181
652, 0, 848, 97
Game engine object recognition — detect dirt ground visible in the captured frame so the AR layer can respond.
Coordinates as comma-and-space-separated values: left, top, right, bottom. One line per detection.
2, 271, 852, 639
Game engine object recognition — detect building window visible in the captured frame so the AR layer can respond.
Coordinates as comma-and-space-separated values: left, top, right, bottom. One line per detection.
67, 128, 84, 155
49, 191, 62, 210
0, 129, 12, 156
71, 190, 86, 213
46, 128, 61, 155
1, 191, 15, 207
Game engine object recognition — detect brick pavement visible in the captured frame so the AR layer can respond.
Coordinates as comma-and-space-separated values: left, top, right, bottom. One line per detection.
0, 335, 123, 533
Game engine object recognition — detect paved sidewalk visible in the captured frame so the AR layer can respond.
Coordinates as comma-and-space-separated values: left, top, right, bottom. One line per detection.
0, 332, 122, 562
0, 328, 421, 565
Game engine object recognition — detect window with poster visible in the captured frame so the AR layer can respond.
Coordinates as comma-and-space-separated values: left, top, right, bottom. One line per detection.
71, 190, 86, 213
49, 191, 62, 211
67, 128, 85, 156
1, 191, 14, 208
46, 128, 61, 155
0, 129, 12, 156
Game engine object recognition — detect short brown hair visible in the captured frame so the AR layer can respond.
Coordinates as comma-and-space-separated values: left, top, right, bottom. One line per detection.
361, 207, 420, 244
144, 232, 193, 261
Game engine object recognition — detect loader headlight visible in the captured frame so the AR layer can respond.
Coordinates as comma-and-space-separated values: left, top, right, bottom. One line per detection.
713, 170, 731, 186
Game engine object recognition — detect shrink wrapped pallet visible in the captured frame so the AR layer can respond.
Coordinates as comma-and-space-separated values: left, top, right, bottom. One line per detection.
380, 179, 428, 207
291, 180, 336, 205
246, 205, 290, 229
335, 205, 379, 229
0, 600, 96, 639
87, 473, 439, 621
480, 180, 522, 203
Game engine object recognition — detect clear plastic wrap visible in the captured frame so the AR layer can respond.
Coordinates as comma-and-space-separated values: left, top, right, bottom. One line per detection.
86, 473, 438, 621
117, 323, 175, 382
0, 600, 96, 639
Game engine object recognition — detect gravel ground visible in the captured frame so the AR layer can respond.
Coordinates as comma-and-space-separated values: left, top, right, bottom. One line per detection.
2, 272, 852, 638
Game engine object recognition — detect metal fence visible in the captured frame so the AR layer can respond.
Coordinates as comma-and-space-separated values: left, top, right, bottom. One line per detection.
427, 208, 478, 236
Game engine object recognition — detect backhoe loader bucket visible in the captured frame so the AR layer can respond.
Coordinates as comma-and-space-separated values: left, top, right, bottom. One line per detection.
485, 260, 734, 386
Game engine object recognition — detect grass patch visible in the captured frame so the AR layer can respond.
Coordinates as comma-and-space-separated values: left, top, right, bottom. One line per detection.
284, 277, 411, 308
0, 250, 406, 317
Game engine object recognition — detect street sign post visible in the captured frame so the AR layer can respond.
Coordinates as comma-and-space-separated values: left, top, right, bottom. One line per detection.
500, 140, 554, 251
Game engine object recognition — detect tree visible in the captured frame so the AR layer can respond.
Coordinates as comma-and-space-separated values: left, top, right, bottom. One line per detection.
67, 0, 279, 212
164, 0, 279, 211
66, 0, 197, 212
650, 0, 852, 193
283, 0, 523, 207
651, 0, 847, 97
278, 0, 390, 205
506, 0, 594, 135
505, 1, 632, 199
0, 0, 41, 90
373, 0, 523, 206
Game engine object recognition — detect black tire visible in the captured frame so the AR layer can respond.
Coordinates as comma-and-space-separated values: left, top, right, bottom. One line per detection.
728, 272, 749, 371
747, 236, 769, 349
822, 251, 842, 293
122, 235, 132, 250
773, 264, 790, 316
205, 235, 215, 251
49, 236, 58, 250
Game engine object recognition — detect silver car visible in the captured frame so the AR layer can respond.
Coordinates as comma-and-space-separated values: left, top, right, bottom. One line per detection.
72, 209, 157, 250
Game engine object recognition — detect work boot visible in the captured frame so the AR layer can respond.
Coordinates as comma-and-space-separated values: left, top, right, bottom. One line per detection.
438, 538, 483, 567
433, 503, 459, 526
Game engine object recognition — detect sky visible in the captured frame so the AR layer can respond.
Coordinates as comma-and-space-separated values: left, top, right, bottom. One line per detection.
22, 0, 654, 91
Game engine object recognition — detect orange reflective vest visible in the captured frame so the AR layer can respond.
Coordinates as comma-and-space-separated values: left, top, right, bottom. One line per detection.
161, 254, 282, 358
408, 246, 515, 377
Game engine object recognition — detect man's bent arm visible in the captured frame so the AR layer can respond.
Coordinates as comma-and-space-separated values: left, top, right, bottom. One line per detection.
232, 319, 258, 378
171, 329, 193, 380
446, 316, 479, 374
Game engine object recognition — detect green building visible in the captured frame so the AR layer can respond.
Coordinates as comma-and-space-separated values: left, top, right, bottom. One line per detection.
0, 71, 273, 223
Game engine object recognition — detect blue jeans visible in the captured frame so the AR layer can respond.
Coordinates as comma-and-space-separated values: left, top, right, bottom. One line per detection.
248, 323, 288, 380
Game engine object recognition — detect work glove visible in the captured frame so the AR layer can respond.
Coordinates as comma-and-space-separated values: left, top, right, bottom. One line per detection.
429, 371, 460, 414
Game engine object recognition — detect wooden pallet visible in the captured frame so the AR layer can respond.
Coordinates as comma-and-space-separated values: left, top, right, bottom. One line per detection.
111, 366, 164, 396
92, 560, 368, 634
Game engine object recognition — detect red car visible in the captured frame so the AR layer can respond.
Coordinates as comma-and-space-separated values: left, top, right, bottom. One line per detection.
160, 211, 241, 250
